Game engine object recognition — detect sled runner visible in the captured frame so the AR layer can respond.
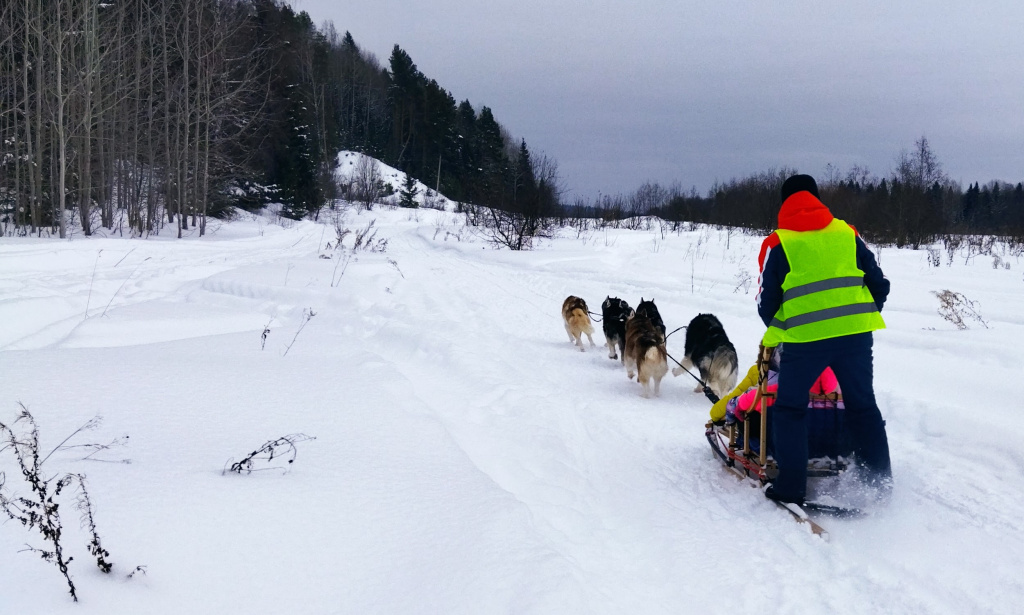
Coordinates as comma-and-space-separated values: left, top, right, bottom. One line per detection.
705, 345, 860, 536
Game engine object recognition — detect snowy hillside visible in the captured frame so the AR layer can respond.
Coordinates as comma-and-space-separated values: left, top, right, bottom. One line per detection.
2, 205, 1023, 614
335, 150, 456, 210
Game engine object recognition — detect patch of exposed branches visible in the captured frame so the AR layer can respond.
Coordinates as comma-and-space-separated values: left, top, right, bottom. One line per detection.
282, 308, 316, 356
261, 318, 273, 350
224, 434, 317, 475
733, 269, 752, 294
463, 203, 555, 251
331, 253, 353, 287
387, 258, 405, 278
0, 404, 118, 602
330, 211, 352, 251
431, 213, 468, 242
352, 219, 388, 253
932, 290, 989, 330
352, 219, 378, 250
76, 482, 112, 574
44, 416, 131, 465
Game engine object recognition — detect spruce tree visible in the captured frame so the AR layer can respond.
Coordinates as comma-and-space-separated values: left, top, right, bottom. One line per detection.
399, 171, 419, 208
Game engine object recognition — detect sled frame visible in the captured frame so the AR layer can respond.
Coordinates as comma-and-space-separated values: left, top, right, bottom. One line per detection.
709, 345, 848, 485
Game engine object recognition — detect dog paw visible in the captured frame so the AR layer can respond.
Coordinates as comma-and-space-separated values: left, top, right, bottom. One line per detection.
671, 366, 683, 377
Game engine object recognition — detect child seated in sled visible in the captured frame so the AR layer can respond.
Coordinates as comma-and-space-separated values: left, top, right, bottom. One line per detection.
709, 344, 845, 459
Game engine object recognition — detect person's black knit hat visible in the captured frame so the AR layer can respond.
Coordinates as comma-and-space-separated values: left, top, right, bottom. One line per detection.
780, 174, 820, 203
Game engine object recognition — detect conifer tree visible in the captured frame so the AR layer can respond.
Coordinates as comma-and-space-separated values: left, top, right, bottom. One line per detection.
399, 171, 419, 208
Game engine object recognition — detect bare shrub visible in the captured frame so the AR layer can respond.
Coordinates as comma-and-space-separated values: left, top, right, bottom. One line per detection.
931, 290, 989, 330
282, 308, 316, 356
352, 219, 377, 251
331, 253, 353, 287
224, 434, 317, 474
432, 213, 467, 242
330, 211, 352, 250
464, 203, 555, 250
353, 156, 388, 211
734, 269, 753, 294
942, 235, 962, 266
0, 405, 118, 601
422, 190, 446, 211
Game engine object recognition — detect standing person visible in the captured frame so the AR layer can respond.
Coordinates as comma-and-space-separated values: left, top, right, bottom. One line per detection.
756, 174, 892, 504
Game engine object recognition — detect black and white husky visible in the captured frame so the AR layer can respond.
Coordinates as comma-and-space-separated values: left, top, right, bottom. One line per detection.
601, 296, 632, 361
673, 313, 738, 399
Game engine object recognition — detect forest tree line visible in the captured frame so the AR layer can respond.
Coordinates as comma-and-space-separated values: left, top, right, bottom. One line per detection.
1, 0, 1020, 248
565, 138, 1024, 248
0, 0, 557, 237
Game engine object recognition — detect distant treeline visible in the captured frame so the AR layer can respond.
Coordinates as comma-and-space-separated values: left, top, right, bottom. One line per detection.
2, 2, 1019, 247
0, 0, 554, 237
565, 138, 1024, 248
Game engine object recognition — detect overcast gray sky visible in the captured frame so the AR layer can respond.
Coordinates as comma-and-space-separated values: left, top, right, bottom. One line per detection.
296, 0, 1023, 199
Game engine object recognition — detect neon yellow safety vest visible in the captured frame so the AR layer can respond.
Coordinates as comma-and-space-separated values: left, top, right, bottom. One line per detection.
762, 218, 885, 347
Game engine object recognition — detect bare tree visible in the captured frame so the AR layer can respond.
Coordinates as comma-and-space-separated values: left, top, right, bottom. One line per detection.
624, 182, 669, 230
896, 136, 945, 190
353, 154, 385, 210
466, 151, 561, 250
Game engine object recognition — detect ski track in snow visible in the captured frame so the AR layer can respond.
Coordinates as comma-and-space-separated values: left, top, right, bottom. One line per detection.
2, 208, 1024, 614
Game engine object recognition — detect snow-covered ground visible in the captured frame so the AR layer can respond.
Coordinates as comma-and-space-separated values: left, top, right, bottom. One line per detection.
2, 205, 1023, 614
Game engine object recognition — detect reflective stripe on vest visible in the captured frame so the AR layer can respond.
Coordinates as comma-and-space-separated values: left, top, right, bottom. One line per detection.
769, 302, 880, 331
762, 218, 885, 346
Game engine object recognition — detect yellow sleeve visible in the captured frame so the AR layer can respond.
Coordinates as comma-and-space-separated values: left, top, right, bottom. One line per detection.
709, 364, 759, 422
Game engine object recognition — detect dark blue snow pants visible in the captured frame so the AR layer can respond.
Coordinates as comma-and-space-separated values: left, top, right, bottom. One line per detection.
770, 332, 892, 501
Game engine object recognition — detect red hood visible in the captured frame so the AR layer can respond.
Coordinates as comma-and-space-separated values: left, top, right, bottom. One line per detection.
777, 191, 834, 231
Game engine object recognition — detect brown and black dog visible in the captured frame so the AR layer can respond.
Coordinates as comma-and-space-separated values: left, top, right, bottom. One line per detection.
624, 311, 669, 397
561, 295, 596, 351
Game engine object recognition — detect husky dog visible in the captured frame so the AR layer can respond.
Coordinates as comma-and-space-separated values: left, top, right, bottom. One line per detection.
635, 298, 666, 339
601, 296, 632, 361
624, 312, 669, 398
673, 313, 738, 399
561, 295, 596, 351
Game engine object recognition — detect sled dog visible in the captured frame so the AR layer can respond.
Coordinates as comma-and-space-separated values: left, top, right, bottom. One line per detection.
601, 296, 632, 361
673, 313, 738, 399
635, 298, 666, 339
562, 295, 596, 351
624, 312, 669, 398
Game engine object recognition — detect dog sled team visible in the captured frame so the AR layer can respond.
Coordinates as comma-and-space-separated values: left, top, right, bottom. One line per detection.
561, 294, 738, 400
561, 174, 893, 511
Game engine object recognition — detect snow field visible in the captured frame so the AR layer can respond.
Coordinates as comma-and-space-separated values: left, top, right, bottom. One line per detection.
1, 206, 1023, 614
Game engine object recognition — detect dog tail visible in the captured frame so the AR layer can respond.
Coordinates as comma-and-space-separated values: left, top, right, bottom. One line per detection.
642, 344, 669, 378
571, 308, 594, 334
708, 345, 739, 396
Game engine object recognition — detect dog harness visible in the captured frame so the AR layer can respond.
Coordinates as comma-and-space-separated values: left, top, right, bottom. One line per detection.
762, 218, 885, 347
